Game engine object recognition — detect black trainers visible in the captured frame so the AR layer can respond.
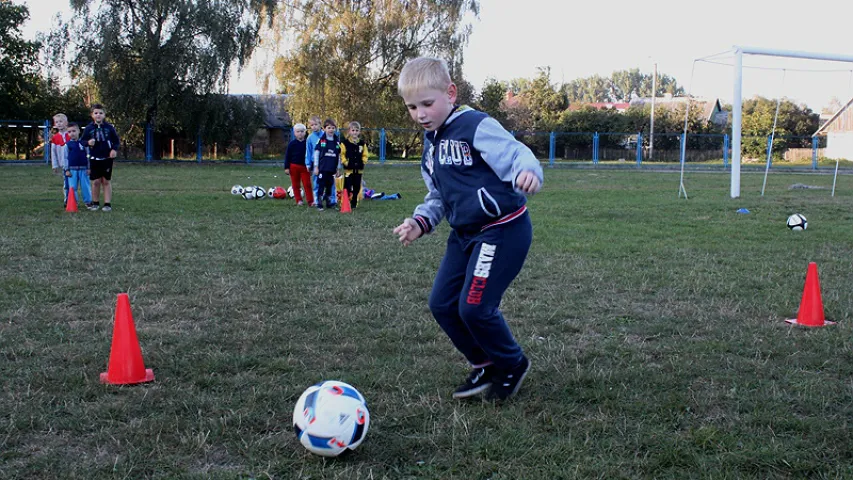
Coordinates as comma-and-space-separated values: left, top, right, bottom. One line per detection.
485, 356, 530, 401
452, 365, 495, 399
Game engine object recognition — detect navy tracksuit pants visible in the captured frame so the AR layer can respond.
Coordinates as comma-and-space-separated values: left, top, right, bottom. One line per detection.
428, 212, 532, 370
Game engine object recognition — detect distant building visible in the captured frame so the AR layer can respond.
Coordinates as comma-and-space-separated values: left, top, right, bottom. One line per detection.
813, 96, 853, 160
629, 95, 728, 126
250, 94, 291, 157
567, 102, 631, 113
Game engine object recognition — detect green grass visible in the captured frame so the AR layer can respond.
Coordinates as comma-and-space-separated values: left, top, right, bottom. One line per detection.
2, 164, 853, 479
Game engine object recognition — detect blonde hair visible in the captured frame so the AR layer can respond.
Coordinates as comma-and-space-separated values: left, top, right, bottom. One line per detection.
397, 57, 453, 97
309, 115, 321, 124
348, 121, 361, 130
52, 113, 68, 122
293, 123, 306, 132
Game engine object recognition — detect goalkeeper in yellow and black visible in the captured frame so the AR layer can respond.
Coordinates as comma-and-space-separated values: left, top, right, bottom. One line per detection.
340, 121, 369, 209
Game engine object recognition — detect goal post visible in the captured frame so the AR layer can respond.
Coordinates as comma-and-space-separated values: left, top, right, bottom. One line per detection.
730, 46, 853, 198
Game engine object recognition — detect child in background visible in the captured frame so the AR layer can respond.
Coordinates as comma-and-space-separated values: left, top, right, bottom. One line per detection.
64, 123, 94, 209
81, 103, 120, 212
312, 119, 341, 211
392, 57, 543, 402
340, 121, 368, 209
50, 113, 70, 206
284, 123, 314, 206
305, 115, 335, 206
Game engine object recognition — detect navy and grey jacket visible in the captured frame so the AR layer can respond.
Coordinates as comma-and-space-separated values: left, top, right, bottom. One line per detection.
412, 105, 543, 235
81, 121, 120, 160
66, 140, 89, 169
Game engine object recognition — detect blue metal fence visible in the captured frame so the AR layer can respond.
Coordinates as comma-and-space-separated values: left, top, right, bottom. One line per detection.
1, 120, 838, 169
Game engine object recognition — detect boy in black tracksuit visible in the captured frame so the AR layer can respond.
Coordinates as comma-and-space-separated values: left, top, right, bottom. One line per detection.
312, 119, 341, 211
393, 57, 543, 402
340, 121, 368, 208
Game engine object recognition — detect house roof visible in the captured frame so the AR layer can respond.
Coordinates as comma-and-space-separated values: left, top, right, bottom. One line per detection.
630, 96, 726, 124
250, 94, 291, 129
567, 102, 631, 112
813, 96, 853, 136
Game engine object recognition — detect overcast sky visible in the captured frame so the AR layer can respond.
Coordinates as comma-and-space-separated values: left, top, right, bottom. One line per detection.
18, 0, 853, 111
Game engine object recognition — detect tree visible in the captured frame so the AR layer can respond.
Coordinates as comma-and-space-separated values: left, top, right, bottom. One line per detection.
270, 0, 479, 129
563, 69, 684, 103
523, 67, 567, 130
0, 2, 43, 118
62, 0, 276, 127
739, 96, 819, 158
478, 78, 509, 125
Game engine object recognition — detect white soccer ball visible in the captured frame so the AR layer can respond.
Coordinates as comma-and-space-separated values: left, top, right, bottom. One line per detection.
231, 185, 244, 195
287, 186, 305, 199
242, 186, 256, 200
787, 213, 807, 231
293, 380, 370, 457
267, 187, 276, 198
255, 186, 267, 199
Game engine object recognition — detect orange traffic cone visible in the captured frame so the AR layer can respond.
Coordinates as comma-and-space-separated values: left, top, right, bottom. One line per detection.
340, 188, 352, 214
785, 262, 835, 327
100, 293, 155, 384
66, 186, 78, 212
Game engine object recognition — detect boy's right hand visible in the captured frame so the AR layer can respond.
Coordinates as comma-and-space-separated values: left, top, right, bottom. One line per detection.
313, 167, 319, 176
87, 138, 95, 147
393, 218, 422, 247
284, 168, 290, 176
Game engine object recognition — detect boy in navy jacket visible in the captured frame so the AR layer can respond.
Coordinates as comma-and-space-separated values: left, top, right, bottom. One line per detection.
64, 123, 94, 209
81, 103, 120, 211
312, 119, 342, 211
393, 57, 543, 402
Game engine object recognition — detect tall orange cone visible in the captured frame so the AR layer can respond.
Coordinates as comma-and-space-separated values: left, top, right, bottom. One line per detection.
785, 262, 835, 327
100, 293, 155, 384
66, 186, 78, 212
340, 188, 352, 214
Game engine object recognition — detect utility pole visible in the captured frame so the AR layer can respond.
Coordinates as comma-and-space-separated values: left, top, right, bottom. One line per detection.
650, 62, 657, 161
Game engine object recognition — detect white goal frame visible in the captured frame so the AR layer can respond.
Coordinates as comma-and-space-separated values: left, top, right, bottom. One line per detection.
730, 46, 853, 198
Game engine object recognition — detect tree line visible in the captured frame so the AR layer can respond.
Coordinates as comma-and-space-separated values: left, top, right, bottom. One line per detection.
2, 0, 820, 160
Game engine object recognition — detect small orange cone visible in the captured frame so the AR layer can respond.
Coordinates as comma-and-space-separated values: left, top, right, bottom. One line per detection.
340, 188, 352, 214
100, 293, 155, 384
785, 262, 835, 327
66, 186, 78, 212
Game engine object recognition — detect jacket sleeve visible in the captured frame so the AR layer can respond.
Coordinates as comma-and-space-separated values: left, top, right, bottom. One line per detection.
50, 137, 60, 169
283, 141, 291, 169
340, 142, 348, 167
108, 125, 120, 151
411, 146, 444, 235
305, 136, 314, 168
473, 117, 543, 191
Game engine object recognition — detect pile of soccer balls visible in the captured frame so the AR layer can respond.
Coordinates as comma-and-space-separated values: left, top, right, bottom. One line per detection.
231, 185, 288, 200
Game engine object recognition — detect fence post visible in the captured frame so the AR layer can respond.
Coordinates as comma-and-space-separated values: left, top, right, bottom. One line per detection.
723, 134, 729, 169
593, 132, 599, 165
196, 130, 203, 163
812, 136, 818, 170
245, 143, 252, 163
379, 128, 386, 164
680, 133, 686, 167
145, 122, 153, 162
636, 132, 643, 166
43, 120, 50, 164
548, 131, 555, 167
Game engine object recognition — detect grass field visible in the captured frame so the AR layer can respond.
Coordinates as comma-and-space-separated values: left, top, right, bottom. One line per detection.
2, 164, 853, 479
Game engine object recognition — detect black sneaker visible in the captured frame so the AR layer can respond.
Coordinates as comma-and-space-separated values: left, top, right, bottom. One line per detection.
452, 365, 495, 399
485, 356, 530, 401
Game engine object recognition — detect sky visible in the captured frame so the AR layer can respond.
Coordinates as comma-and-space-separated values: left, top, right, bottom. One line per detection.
17, 0, 853, 112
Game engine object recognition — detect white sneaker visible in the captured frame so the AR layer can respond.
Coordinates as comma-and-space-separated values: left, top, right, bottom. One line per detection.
101, 205, 112, 212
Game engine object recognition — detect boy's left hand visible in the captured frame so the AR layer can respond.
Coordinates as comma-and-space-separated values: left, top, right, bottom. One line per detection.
109, 150, 117, 159
515, 170, 541, 194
